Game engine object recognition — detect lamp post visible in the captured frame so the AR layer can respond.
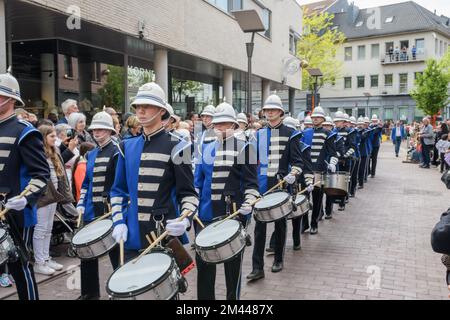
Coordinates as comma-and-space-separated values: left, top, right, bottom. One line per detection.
364, 92, 372, 117
232, 10, 266, 114
306, 68, 323, 112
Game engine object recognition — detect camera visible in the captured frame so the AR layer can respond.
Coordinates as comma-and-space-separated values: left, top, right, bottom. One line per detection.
66, 128, 76, 140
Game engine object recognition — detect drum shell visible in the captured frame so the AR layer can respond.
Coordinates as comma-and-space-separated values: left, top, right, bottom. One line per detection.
195, 223, 246, 265
323, 173, 350, 196
0, 229, 15, 266
254, 197, 293, 223
106, 254, 180, 300
314, 172, 324, 186
287, 196, 310, 220
72, 225, 117, 260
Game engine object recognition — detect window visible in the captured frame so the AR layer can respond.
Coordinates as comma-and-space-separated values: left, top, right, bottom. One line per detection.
92, 62, 102, 82
440, 40, 443, 55
399, 73, 408, 93
344, 77, 352, 89
398, 106, 409, 121
385, 16, 394, 23
435, 38, 439, 55
384, 107, 394, 121
414, 72, 423, 81
358, 45, 366, 60
357, 76, 365, 88
344, 47, 352, 61
415, 38, 425, 55
207, 0, 242, 12
262, 9, 272, 39
370, 75, 379, 88
371, 44, 380, 59
63, 55, 73, 78
289, 31, 299, 55
400, 40, 409, 50
385, 74, 393, 87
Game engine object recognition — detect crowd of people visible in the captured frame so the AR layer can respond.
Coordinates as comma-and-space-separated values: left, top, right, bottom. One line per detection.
1, 69, 449, 300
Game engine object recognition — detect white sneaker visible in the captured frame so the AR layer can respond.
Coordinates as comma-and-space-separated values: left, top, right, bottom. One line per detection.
46, 259, 63, 271
34, 263, 56, 276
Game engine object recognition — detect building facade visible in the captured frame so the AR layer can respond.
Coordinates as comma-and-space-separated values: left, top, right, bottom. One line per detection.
0, 0, 303, 119
296, 0, 450, 122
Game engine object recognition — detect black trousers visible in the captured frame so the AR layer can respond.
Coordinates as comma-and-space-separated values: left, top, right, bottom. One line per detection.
311, 187, 324, 229
252, 218, 286, 271
80, 245, 120, 297
350, 159, 360, 196
441, 153, 450, 172
369, 146, 380, 176
269, 216, 303, 249
358, 156, 368, 187
7, 227, 39, 300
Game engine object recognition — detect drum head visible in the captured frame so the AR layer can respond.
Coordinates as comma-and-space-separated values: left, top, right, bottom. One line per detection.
72, 220, 113, 246
295, 195, 306, 205
254, 192, 289, 210
108, 253, 172, 295
0, 228, 5, 240
195, 219, 240, 248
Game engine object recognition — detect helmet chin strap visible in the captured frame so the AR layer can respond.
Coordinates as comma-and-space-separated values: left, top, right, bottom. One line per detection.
0, 98, 12, 109
139, 110, 162, 126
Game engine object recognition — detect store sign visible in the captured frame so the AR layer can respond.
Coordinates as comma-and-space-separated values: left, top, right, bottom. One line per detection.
128, 66, 155, 87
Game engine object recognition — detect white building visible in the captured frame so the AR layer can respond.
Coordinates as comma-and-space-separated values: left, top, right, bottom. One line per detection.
0, 0, 303, 119
297, 0, 450, 122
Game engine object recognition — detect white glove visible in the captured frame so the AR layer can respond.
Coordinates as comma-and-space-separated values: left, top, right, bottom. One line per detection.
5, 196, 28, 211
283, 174, 297, 185
328, 164, 337, 173
306, 184, 315, 193
112, 224, 128, 243
166, 218, 190, 237
238, 205, 253, 216
76, 206, 85, 217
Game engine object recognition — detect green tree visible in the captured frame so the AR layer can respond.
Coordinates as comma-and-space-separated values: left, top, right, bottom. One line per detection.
411, 59, 449, 117
297, 10, 346, 91
171, 79, 203, 102
97, 65, 125, 109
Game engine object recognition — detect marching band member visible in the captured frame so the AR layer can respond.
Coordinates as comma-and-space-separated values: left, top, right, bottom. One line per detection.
200, 105, 215, 132
301, 107, 338, 235
348, 116, 360, 197
364, 117, 373, 182
368, 115, 383, 178
194, 102, 258, 300
303, 116, 313, 130
247, 95, 306, 281
357, 117, 371, 189
0, 71, 50, 300
110, 82, 198, 263
76, 111, 120, 300
235, 113, 249, 142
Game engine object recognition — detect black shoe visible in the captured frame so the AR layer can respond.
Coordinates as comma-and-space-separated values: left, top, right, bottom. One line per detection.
371, 175, 375, 178
349, 194, 355, 198
422, 166, 430, 169
245, 234, 252, 247
325, 214, 333, 220
247, 270, 265, 281
338, 206, 345, 212
396, 154, 399, 157
301, 226, 310, 234
271, 262, 284, 273
358, 186, 364, 190
293, 244, 302, 251
310, 227, 318, 235
265, 248, 275, 256
77, 294, 100, 300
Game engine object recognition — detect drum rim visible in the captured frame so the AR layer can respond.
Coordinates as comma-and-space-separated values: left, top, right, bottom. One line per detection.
254, 201, 293, 222
294, 195, 307, 206
194, 219, 243, 250
72, 220, 114, 248
106, 252, 176, 298
199, 244, 246, 265
0, 227, 7, 242
254, 191, 291, 211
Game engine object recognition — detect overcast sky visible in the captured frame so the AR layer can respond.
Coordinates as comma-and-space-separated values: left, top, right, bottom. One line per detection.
298, 0, 450, 17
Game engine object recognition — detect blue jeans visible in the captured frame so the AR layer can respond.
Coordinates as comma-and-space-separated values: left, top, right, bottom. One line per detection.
394, 137, 402, 155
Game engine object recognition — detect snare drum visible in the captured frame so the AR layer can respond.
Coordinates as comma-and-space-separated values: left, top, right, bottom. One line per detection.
253, 191, 293, 223
323, 172, 350, 197
195, 219, 246, 264
72, 220, 116, 260
0, 227, 15, 266
106, 252, 181, 300
313, 172, 324, 187
287, 195, 310, 220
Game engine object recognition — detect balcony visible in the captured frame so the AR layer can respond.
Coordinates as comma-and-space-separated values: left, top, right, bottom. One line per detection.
379, 86, 410, 96
380, 51, 426, 65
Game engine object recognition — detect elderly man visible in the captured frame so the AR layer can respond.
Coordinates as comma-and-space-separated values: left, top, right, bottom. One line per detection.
58, 99, 79, 124
419, 117, 435, 169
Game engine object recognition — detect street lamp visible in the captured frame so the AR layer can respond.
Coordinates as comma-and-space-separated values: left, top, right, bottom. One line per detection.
364, 92, 372, 116
307, 68, 323, 112
232, 10, 266, 114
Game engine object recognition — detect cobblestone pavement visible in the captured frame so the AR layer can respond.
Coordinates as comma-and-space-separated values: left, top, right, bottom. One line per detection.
2, 143, 449, 300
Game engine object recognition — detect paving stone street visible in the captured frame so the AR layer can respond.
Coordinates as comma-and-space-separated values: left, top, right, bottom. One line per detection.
1, 143, 449, 300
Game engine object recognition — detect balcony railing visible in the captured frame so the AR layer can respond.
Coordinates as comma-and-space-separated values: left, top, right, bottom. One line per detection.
381, 51, 426, 65
379, 86, 410, 95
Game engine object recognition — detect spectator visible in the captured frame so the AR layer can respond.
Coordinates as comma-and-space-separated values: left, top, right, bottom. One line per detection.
394, 46, 400, 61
187, 111, 199, 123
34, 125, 66, 275
72, 142, 96, 202
55, 124, 71, 148
122, 115, 141, 140
48, 111, 58, 124
391, 121, 406, 157
58, 99, 79, 124
388, 46, 394, 62
418, 117, 435, 169
104, 107, 120, 124
68, 112, 95, 145
401, 46, 408, 61
28, 113, 38, 127
412, 45, 417, 60
14, 108, 29, 121
436, 133, 450, 173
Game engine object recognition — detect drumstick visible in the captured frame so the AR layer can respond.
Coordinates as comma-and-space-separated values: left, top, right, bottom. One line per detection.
133, 210, 193, 264
0, 187, 31, 220
146, 235, 153, 245
297, 181, 322, 196
150, 232, 157, 243
194, 215, 205, 229
119, 239, 125, 267
215, 180, 287, 227
92, 210, 113, 224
